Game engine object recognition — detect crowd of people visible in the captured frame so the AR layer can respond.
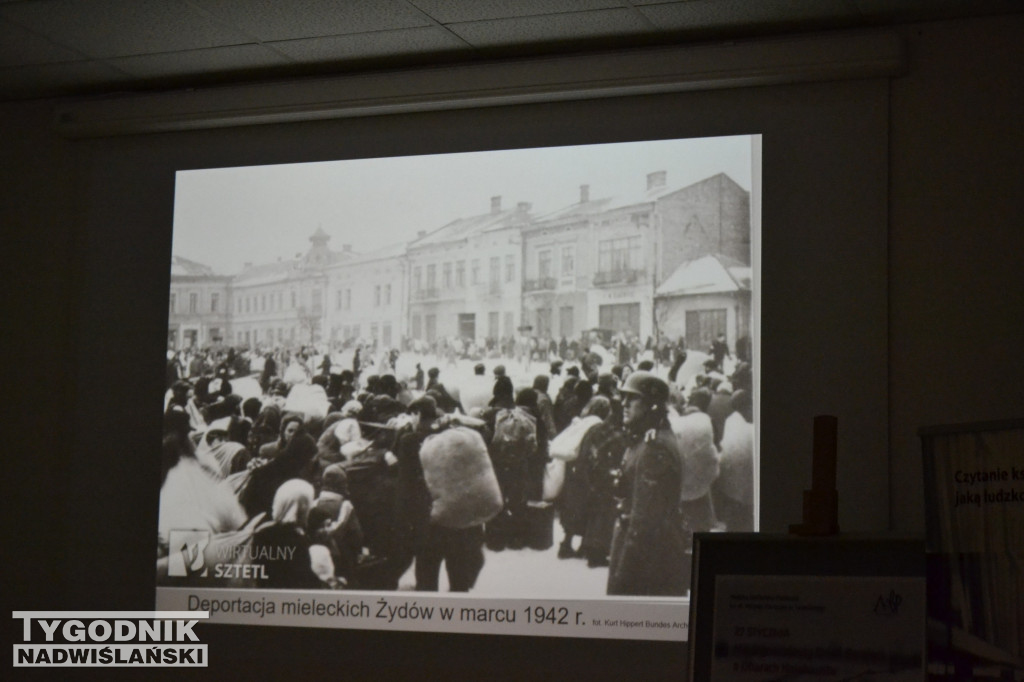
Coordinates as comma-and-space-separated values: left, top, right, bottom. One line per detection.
158, 335, 754, 597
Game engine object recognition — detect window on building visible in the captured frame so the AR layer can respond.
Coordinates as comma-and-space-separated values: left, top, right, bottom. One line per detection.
505, 255, 514, 282
210, 293, 218, 313
414, 266, 422, 291
336, 289, 342, 310
456, 261, 465, 287
489, 257, 500, 285
312, 289, 322, 313
385, 284, 391, 305
599, 303, 641, 335
597, 236, 642, 273
488, 311, 499, 339
559, 306, 574, 338
374, 285, 381, 307
536, 308, 552, 337
538, 250, 552, 278
370, 323, 378, 340
425, 314, 437, 343
278, 328, 284, 342
291, 291, 297, 309
504, 311, 514, 337
471, 259, 480, 284
443, 262, 452, 288
426, 264, 436, 290
685, 309, 728, 353
277, 292, 283, 310
189, 293, 198, 313
561, 246, 575, 278
236, 297, 241, 314
169, 293, 176, 314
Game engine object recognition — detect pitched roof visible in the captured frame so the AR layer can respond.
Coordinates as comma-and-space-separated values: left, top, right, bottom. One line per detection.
607, 172, 744, 213
655, 253, 752, 298
535, 196, 614, 224
170, 255, 217, 277
410, 202, 531, 249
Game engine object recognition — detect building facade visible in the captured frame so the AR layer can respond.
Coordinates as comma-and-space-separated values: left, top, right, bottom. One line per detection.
167, 173, 750, 353
523, 171, 751, 343
522, 184, 608, 346
228, 228, 343, 348
325, 242, 407, 349
654, 254, 752, 352
406, 196, 529, 347
167, 256, 231, 350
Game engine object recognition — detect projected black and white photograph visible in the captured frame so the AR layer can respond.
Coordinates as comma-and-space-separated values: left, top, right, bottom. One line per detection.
158, 135, 757, 609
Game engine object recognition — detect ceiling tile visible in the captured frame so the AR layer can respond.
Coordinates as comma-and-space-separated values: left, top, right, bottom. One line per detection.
637, 0, 859, 31
0, 60, 131, 98
269, 26, 468, 63
189, 0, 431, 42
407, 0, 626, 24
0, 0, 253, 59
853, 0, 1020, 19
448, 8, 653, 47
105, 43, 292, 79
0, 18, 84, 67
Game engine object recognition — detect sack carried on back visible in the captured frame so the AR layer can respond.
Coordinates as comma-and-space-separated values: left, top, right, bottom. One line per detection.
549, 415, 602, 461
420, 427, 503, 528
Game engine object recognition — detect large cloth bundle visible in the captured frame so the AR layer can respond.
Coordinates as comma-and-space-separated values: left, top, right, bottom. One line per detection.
231, 376, 263, 402
419, 427, 503, 529
459, 376, 493, 415
542, 458, 566, 502
717, 412, 754, 504
549, 415, 603, 461
284, 383, 329, 420
491, 407, 537, 461
668, 409, 721, 501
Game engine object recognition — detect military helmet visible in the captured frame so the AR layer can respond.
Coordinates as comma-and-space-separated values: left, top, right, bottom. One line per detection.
619, 371, 669, 405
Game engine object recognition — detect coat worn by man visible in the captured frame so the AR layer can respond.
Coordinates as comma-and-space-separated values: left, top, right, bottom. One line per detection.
607, 426, 689, 597
576, 417, 627, 565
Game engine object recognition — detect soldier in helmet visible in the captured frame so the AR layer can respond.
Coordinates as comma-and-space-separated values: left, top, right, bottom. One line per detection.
607, 371, 690, 596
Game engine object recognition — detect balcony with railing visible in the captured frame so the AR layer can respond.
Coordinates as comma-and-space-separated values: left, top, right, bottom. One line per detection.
412, 287, 440, 301
523, 276, 558, 292
477, 281, 504, 297
593, 268, 646, 286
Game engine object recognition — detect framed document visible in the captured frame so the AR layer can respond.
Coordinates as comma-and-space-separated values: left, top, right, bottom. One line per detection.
920, 419, 1024, 678
688, 533, 926, 681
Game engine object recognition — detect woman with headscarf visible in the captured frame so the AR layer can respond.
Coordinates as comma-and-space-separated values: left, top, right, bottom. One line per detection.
309, 464, 363, 587
247, 404, 282, 456
251, 479, 325, 589
240, 430, 317, 518
257, 412, 303, 461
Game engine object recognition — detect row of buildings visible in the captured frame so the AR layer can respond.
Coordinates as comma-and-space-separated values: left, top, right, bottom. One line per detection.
168, 171, 753, 355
